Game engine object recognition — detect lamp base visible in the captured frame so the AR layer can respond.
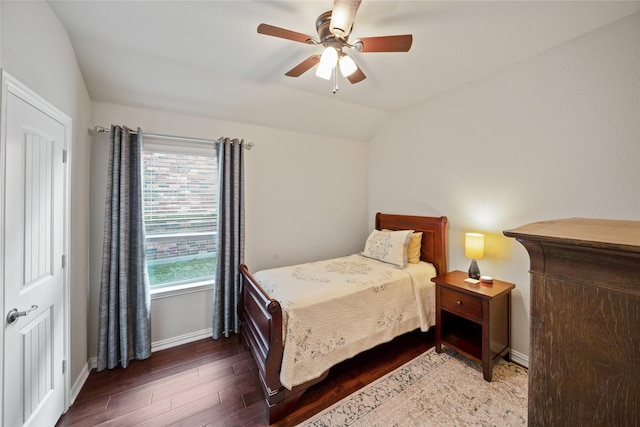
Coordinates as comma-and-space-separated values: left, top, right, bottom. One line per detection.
468, 259, 480, 280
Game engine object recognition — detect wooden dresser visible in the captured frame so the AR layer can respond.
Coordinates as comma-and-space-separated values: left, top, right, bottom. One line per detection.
504, 218, 640, 426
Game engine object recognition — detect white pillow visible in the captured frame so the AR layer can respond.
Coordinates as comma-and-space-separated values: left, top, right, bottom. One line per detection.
382, 229, 423, 264
362, 229, 414, 267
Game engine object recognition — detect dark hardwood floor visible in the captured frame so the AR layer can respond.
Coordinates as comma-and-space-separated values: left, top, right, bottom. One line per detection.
57, 329, 434, 427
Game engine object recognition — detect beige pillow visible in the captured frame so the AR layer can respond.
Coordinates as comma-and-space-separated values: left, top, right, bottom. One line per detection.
363, 229, 414, 267
382, 229, 423, 264
407, 232, 423, 264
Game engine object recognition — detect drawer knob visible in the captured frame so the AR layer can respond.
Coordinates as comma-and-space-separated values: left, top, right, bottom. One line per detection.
456, 300, 462, 306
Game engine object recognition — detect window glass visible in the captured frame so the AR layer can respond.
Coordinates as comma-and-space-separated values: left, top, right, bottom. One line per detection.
142, 144, 217, 289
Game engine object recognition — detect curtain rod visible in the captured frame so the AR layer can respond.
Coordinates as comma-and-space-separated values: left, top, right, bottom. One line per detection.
90, 126, 254, 150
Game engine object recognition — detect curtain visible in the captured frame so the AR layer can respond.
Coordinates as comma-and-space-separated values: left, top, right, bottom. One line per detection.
97, 125, 151, 371
212, 137, 245, 339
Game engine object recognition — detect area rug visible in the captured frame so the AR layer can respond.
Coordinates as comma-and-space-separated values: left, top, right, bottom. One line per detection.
299, 348, 528, 426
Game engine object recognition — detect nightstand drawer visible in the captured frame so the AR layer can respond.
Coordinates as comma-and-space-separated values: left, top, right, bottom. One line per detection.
440, 287, 482, 322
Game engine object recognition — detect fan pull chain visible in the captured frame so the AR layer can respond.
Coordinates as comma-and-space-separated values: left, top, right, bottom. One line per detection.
332, 69, 339, 94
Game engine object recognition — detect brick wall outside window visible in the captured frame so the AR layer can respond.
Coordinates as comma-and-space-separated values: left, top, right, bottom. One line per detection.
143, 150, 218, 262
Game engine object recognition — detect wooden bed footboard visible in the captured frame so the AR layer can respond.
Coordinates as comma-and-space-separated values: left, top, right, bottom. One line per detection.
239, 264, 283, 394
239, 264, 327, 423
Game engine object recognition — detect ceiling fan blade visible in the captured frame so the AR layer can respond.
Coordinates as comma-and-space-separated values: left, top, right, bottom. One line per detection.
257, 23, 313, 44
285, 55, 321, 77
346, 65, 366, 84
357, 34, 413, 52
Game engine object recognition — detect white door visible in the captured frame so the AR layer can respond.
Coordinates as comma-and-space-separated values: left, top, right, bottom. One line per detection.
2, 73, 69, 426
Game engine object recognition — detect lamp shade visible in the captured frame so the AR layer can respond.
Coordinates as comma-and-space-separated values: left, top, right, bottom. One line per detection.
319, 46, 338, 68
339, 54, 357, 77
330, 0, 362, 38
465, 233, 484, 260
315, 62, 333, 80
316, 46, 338, 80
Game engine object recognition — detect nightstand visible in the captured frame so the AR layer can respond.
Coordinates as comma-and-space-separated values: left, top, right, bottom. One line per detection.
432, 270, 515, 381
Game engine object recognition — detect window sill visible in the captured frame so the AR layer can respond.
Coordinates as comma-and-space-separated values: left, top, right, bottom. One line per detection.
150, 280, 214, 300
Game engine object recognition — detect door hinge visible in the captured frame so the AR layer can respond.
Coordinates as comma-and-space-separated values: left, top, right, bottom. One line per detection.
62, 149, 68, 163
62, 254, 66, 268
62, 359, 67, 374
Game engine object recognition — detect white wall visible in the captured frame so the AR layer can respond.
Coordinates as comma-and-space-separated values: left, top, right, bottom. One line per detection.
88, 102, 369, 358
1, 0, 92, 392
368, 12, 640, 362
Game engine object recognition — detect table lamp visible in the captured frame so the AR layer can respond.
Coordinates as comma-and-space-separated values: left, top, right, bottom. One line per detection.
465, 232, 484, 279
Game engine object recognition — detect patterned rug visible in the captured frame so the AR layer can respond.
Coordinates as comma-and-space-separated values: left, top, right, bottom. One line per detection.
298, 348, 528, 426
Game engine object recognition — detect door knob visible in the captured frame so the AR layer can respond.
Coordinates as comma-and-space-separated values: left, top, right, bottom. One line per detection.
6, 305, 38, 324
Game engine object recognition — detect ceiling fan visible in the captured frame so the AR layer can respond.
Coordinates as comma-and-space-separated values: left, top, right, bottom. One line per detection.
257, 0, 412, 92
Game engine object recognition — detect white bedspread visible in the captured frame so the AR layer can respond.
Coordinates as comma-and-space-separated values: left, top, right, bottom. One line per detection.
253, 254, 437, 390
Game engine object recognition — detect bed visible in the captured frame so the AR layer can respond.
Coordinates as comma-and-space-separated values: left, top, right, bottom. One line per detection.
239, 213, 448, 423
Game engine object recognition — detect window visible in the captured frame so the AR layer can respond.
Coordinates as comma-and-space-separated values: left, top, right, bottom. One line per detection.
142, 141, 218, 292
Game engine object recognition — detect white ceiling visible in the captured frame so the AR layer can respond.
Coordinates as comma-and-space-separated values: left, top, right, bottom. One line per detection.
48, 0, 640, 141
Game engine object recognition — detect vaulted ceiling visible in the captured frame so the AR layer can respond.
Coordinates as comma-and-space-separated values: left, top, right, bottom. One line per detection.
49, 1, 640, 141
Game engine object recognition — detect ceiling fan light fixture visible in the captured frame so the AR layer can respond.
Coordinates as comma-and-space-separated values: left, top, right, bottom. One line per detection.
315, 62, 333, 80
330, 0, 362, 38
319, 46, 338, 68
339, 54, 357, 77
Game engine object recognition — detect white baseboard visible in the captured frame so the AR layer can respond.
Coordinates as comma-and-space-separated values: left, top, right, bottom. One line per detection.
69, 362, 91, 405
151, 328, 213, 352
510, 349, 529, 368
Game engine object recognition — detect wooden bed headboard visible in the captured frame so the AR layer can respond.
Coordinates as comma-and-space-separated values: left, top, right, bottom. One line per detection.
375, 213, 448, 275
